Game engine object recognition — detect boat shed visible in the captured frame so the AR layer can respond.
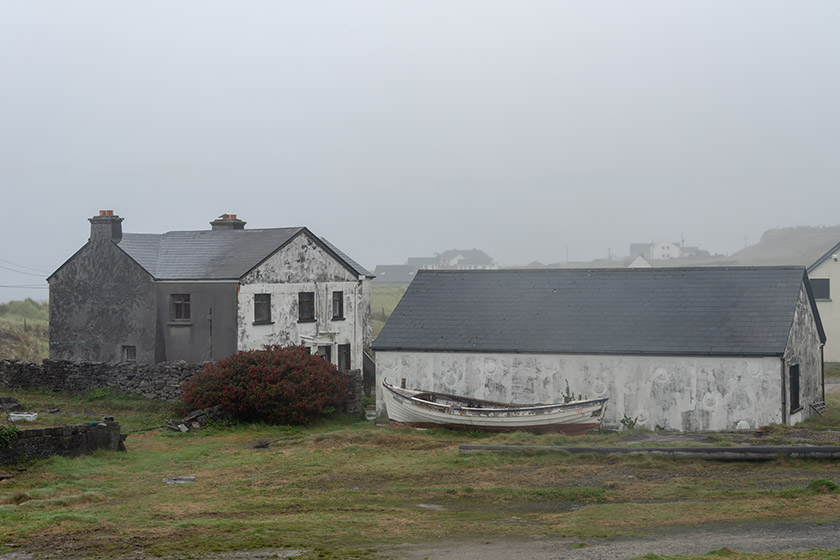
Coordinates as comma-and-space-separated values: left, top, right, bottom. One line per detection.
372, 267, 826, 431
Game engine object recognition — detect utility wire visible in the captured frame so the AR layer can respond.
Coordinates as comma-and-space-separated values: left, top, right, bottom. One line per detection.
0, 264, 46, 277
0, 284, 48, 289
0, 258, 50, 274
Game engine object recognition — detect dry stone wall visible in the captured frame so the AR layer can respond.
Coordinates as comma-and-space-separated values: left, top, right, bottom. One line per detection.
0, 360, 364, 415
0, 421, 124, 465
0, 359, 199, 401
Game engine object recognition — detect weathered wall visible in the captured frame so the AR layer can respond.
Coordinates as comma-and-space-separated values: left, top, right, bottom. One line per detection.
376, 351, 791, 431
0, 359, 200, 401
1, 421, 123, 465
1, 359, 364, 414
810, 259, 838, 362
238, 232, 371, 372
49, 240, 157, 363
785, 282, 825, 424
155, 282, 239, 363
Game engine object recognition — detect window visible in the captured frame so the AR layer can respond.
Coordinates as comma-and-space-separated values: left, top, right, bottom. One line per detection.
298, 292, 315, 322
338, 343, 351, 370
790, 364, 801, 413
316, 345, 331, 363
254, 293, 272, 324
332, 291, 344, 320
170, 294, 191, 321
121, 345, 136, 362
811, 278, 831, 300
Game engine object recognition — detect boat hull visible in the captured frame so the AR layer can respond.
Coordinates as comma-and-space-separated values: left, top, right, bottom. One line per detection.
382, 381, 607, 435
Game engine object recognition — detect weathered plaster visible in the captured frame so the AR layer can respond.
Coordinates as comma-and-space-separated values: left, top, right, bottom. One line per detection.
376, 351, 788, 431
155, 282, 239, 363
49, 240, 157, 363
784, 282, 824, 424
238, 232, 371, 371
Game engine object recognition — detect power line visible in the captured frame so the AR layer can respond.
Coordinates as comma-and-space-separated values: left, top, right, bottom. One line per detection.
0, 284, 48, 289
0, 264, 46, 277
0, 258, 50, 274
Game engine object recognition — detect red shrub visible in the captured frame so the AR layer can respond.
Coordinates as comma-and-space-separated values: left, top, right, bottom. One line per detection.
180, 345, 349, 425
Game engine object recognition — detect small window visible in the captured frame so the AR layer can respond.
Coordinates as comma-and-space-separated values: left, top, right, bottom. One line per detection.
316, 345, 332, 363
254, 293, 272, 324
811, 278, 830, 300
332, 291, 344, 320
298, 292, 315, 322
171, 294, 191, 321
338, 343, 351, 370
790, 364, 801, 413
121, 345, 136, 362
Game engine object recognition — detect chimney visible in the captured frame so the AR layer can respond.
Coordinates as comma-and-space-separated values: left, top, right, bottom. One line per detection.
88, 210, 124, 242
210, 213, 246, 231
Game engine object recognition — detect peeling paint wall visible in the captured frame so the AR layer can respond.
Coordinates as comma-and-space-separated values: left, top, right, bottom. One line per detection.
376, 351, 790, 431
49, 240, 157, 363
784, 282, 824, 424
238, 233, 371, 370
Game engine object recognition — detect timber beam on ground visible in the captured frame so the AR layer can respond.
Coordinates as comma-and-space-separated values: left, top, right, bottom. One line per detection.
458, 444, 840, 460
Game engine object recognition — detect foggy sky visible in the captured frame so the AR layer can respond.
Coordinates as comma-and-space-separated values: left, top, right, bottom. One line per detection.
2, 1, 839, 302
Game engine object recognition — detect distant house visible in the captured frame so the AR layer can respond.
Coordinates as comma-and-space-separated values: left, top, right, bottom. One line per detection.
49, 211, 373, 368
628, 255, 652, 268
808, 243, 840, 362
373, 267, 825, 431
374, 249, 496, 284
629, 241, 709, 261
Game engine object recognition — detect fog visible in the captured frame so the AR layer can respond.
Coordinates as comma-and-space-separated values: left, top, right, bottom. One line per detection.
1, 1, 838, 301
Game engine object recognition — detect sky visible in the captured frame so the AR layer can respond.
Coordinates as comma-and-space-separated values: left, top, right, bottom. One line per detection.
1, 1, 838, 302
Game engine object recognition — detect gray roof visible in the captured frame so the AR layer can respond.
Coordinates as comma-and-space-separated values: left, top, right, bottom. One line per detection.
117, 227, 372, 280
373, 267, 823, 356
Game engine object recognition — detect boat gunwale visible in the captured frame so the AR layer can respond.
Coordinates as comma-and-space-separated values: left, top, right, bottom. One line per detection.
382, 381, 608, 414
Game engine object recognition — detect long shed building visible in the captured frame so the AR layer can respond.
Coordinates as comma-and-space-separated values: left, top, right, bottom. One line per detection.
372, 267, 826, 431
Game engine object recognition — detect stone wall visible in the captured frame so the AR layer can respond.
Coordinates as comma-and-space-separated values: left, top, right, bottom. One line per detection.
0, 421, 124, 465
0, 359, 200, 401
0, 360, 364, 415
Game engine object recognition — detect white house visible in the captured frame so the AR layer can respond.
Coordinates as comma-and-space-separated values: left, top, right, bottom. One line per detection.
372, 267, 825, 431
50, 212, 374, 369
808, 243, 840, 362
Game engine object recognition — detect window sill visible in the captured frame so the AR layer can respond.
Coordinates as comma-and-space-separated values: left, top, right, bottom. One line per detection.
253, 321, 274, 326
167, 321, 193, 327
790, 406, 803, 414
332, 317, 346, 322
298, 318, 316, 323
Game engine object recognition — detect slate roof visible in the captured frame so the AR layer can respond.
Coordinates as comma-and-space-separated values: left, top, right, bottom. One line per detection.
116, 227, 373, 280
372, 267, 823, 356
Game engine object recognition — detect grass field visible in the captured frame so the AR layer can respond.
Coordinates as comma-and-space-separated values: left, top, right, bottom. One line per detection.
3, 389, 840, 559
371, 285, 407, 339
0, 299, 49, 362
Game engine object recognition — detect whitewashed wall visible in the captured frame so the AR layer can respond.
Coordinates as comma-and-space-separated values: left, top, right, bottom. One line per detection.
377, 351, 789, 431
237, 233, 371, 371
810, 257, 838, 362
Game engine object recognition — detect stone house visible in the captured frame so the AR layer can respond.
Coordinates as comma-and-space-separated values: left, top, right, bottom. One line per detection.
49, 211, 373, 369
372, 267, 826, 431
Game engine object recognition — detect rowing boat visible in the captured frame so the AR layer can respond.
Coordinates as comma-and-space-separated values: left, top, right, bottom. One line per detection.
382, 381, 608, 435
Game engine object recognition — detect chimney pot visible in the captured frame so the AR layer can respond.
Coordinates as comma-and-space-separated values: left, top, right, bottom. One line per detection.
89, 211, 123, 242
210, 214, 246, 231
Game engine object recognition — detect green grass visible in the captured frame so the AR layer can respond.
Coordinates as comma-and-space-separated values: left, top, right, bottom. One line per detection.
371, 284, 407, 339
4, 390, 840, 558
0, 298, 49, 362
825, 364, 840, 380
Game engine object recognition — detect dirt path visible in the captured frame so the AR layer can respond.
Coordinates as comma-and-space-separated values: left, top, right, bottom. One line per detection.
391, 520, 840, 559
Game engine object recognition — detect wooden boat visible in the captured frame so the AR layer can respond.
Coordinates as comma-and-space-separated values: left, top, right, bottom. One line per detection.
382, 381, 608, 435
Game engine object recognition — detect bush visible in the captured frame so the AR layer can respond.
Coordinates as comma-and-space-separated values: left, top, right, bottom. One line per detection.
180, 345, 349, 425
